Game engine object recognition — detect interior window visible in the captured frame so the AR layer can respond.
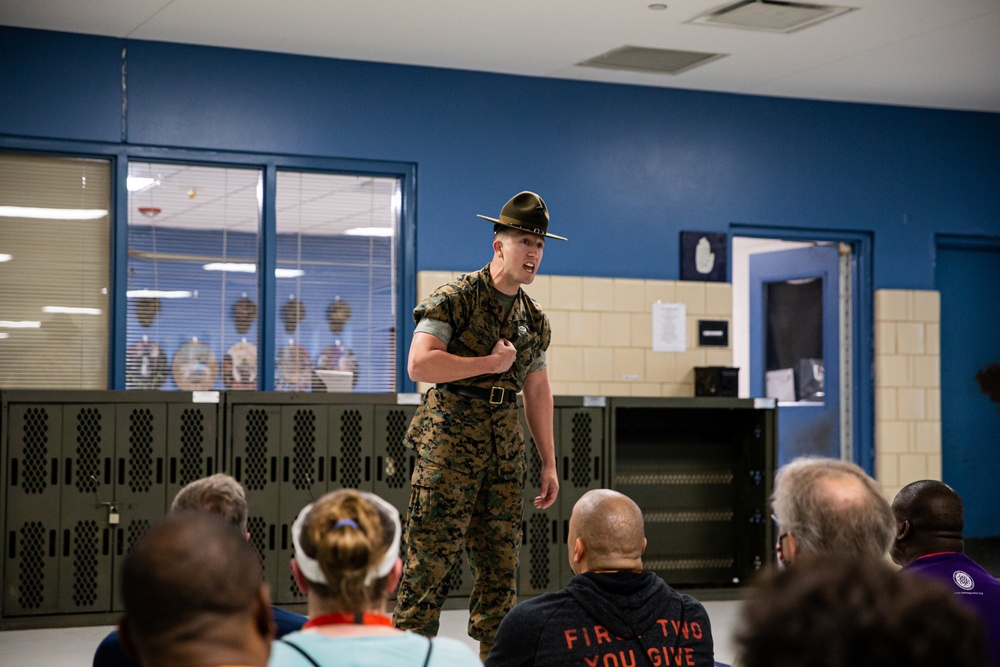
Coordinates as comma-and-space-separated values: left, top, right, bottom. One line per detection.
0, 152, 111, 389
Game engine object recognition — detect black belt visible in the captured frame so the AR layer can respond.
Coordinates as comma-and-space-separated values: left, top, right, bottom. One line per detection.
437, 383, 517, 404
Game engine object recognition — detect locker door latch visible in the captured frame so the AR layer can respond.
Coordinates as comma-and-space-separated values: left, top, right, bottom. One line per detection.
100, 501, 120, 525
91, 475, 121, 526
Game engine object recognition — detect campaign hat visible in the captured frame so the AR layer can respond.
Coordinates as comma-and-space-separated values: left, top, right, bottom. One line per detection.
477, 191, 567, 241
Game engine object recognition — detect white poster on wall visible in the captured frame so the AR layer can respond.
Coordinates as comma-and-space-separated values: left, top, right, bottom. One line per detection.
652, 302, 686, 352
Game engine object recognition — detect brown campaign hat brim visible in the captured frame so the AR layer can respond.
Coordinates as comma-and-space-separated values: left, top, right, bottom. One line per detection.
477, 214, 568, 241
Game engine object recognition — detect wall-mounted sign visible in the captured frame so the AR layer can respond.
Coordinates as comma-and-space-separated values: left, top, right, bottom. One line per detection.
698, 320, 729, 347
681, 231, 727, 282
652, 302, 686, 352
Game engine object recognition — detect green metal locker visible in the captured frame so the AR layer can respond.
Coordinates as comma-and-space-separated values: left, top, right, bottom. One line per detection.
4, 403, 63, 617
518, 399, 605, 598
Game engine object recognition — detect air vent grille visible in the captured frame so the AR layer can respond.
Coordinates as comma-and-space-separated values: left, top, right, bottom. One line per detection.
578, 46, 726, 76
689, 0, 855, 33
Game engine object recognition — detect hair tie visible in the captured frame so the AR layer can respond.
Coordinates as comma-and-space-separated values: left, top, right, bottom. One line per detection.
334, 518, 359, 530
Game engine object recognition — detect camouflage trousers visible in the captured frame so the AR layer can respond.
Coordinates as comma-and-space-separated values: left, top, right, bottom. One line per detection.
393, 454, 525, 643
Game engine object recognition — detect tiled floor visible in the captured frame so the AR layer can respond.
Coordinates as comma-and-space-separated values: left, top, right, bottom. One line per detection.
0, 599, 743, 666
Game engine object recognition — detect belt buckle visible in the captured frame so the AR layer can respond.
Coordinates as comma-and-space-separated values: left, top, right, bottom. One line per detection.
489, 386, 505, 404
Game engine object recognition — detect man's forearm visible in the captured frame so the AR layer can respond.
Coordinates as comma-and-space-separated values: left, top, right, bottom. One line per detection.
522, 371, 556, 466
409, 348, 499, 384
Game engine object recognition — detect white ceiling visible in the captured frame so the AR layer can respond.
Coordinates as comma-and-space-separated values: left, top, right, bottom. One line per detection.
3, 0, 1000, 113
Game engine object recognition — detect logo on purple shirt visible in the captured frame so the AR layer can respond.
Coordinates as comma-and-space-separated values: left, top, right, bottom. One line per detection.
953, 570, 975, 591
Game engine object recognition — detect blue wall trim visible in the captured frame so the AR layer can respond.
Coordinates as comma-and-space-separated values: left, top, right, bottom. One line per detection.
260, 163, 278, 390
935, 234, 1000, 251
111, 155, 129, 389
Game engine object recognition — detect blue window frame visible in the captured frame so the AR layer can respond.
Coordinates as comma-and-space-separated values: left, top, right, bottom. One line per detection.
0, 136, 417, 392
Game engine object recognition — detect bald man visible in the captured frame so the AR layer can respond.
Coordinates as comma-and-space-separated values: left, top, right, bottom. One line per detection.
891, 480, 1000, 667
485, 489, 714, 667
770, 456, 895, 565
118, 512, 274, 667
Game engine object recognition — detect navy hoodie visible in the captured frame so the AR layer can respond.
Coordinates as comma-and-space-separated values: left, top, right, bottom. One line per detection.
486, 571, 714, 667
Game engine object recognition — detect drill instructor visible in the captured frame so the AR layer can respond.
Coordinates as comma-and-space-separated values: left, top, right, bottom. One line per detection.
393, 191, 565, 660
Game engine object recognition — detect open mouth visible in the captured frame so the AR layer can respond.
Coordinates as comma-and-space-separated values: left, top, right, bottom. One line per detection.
524, 262, 535, 273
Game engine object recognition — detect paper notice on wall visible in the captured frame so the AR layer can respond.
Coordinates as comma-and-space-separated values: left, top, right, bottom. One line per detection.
652, 302, 686, 352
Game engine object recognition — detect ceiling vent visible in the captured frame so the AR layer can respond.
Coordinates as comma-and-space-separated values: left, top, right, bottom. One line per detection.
577, 46, 727, 76
688, 0, 856, 33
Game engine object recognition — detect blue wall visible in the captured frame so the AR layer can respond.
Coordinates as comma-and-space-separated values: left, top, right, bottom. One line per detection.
4, 27, 1000, 521
4, 26, 999, 288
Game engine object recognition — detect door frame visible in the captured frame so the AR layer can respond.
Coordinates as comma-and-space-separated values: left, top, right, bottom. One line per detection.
731, 224, 874, 474
935, 233, 1000, 535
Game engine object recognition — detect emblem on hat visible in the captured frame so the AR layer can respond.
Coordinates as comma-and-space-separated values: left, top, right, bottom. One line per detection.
477, 191, 567, 241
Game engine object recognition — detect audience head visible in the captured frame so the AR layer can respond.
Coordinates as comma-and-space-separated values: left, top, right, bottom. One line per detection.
567, 489, 646, 575
119, 512, 273, 667
171, 473, 248, 534
736, 556, 988, 667
890, 479, 965, 567
771, 456, 894, 564
291, 489, 402, 612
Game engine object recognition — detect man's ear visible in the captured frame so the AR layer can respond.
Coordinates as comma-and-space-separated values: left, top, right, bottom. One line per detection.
291, 558, 310, 596
255, 583, 276, 643
897, 518, 910, 541
573, 537, 585, 565
785, 532, 798, 563
118, 616, 140, 662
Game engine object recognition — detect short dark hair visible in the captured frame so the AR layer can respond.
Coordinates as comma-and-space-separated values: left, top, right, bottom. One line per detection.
736, 557, 988, 667
122, 512, 263, 645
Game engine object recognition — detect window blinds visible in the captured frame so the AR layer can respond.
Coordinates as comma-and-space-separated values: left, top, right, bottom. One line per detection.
0, 153, 111, 389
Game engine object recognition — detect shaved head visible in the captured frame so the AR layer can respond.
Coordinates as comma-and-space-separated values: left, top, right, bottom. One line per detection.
891, 480, 965, 566
892, 480, 964, 533
568, 489, 646, 573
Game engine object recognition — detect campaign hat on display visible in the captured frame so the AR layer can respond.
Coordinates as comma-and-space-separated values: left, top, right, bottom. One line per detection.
477, 191, 567, 241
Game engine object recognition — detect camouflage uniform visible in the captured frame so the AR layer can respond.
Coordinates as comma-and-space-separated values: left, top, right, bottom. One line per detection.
393, 264, 551, 643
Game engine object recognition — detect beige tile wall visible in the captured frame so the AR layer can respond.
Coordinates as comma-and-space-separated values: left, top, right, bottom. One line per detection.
874, 289, 942, 499
416, 271, 733, 397
416, 276, 939, 494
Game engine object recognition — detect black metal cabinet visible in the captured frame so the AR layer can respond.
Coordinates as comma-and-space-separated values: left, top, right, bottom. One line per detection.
608, 397, 776, 589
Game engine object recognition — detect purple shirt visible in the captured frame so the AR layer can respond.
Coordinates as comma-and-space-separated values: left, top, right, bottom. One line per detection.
902, 551, 1000, 666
